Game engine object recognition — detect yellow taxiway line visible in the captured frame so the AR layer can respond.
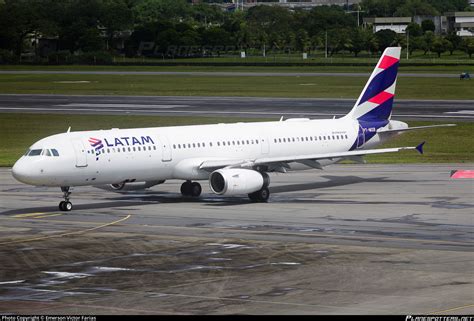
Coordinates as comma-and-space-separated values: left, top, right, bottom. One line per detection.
0, 214, 131, 246
427, 303, 474, 314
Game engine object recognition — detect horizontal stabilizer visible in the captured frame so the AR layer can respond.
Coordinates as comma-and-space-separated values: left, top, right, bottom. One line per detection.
378, 124, 456, 134
416, 141, 425, 154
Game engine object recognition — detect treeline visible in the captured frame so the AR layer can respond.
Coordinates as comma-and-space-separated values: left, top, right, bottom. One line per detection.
0, 0, 473, 64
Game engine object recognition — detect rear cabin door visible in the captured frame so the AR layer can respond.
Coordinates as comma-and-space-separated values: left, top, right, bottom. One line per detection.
357, 125, 366, 149
71, 139, 88, 167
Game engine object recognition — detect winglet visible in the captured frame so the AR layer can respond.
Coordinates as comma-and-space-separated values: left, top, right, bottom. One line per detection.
416, 141, 425, 154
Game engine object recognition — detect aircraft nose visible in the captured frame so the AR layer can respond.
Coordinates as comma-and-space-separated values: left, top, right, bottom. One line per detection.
12, 159, 32, 184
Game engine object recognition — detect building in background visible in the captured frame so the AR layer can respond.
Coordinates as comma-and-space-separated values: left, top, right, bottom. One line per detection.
413, 15, 447, 34
445, 12, 474, 37
363, 17, 412, 34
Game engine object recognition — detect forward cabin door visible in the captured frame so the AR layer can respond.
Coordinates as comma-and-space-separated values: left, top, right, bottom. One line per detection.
161, 136, 172, 162
71, 139, 88, 167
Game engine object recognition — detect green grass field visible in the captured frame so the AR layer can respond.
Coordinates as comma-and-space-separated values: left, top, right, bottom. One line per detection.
0, 73, 473, 99
1, 64, 472, 74
0, 113, 471, 167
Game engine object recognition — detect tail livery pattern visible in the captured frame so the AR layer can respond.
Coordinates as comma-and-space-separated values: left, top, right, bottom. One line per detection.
346, 47, 401, 122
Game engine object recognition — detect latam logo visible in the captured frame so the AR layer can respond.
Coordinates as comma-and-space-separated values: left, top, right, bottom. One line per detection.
88, 136, 156, 161
88, 137, 104, 161
103, 136, 155, 147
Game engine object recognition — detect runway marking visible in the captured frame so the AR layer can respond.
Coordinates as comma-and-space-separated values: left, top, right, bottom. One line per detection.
445, 110, 474, 115
102, 289, 375, 312
56, 103, 191, 109
427, 303, 474, 314
0, 214, 130, 246
19, 218, 469, 248
12, 212, 46, 218
34, 213, 63, 219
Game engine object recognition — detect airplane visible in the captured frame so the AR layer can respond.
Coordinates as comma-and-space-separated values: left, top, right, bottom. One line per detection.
12, 47, 454, 211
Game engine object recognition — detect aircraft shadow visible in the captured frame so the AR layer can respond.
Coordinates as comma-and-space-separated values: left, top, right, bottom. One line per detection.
1, 176, 418, 214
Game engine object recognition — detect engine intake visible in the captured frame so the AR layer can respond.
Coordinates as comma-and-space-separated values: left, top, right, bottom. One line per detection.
209, 169, 269, 195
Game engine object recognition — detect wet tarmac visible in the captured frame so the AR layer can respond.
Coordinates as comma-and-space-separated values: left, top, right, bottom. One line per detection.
0, 164, 473, 314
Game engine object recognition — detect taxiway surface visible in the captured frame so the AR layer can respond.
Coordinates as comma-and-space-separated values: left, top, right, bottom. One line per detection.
0, 94, 473, 121
0, 164, 473, 314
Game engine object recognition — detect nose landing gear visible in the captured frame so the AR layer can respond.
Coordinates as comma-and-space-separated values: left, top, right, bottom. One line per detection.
59, 186, 73, 211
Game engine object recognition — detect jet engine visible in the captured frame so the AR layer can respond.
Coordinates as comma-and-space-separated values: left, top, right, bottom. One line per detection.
209, 169, 269, 195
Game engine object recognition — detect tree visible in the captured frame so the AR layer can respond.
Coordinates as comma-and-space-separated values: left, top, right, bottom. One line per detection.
0, 0, 46, 56
431, 36, 449, 57
462, 38, 474, 58
100, 0, 133, 51
446, 32, 462, 55
132, 0, 190, 25
347, 28, 372, 57
420, 30, 435, 55
421, 19, 436, 33
374, 29, 397, 52
294, 29, 310, 53
395, 0, 439, 16
406, 22, 423, 37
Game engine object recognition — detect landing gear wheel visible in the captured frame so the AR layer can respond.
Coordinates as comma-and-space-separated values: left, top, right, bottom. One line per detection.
59, 201, 73, 211
181, 181, 202, 197
190, 182, 202, 197
180, 181, 192, 196
248, 187, 270, 203
59, 186, 73, 211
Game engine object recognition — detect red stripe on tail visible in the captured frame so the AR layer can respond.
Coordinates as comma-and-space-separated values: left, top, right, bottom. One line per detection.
368, 91, 394, 105
378, 55, 399, 70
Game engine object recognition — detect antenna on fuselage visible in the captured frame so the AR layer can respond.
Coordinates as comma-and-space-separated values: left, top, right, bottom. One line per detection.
279, 116, 284, 122
67, 126, 71, 133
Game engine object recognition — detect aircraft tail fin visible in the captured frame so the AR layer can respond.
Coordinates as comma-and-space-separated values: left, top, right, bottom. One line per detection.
345, 47, 401, 122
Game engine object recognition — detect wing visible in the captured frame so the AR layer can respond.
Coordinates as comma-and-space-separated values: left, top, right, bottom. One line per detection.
199, 143, 425, 172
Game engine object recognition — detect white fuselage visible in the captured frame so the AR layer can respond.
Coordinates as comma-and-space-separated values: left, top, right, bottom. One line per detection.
12, 117, 400, 188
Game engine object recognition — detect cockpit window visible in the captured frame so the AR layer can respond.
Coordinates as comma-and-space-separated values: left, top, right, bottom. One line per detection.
42, 149, 52, 157
51, 149, 59, 156
28, 149, 42, 156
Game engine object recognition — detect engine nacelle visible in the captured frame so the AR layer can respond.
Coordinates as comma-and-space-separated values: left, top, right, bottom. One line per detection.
209, 169, 270, 196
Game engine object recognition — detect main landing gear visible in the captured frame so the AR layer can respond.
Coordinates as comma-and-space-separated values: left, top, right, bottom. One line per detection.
248, 187, 270, 203
59, 186, 73, 211
180, 180, 202, 197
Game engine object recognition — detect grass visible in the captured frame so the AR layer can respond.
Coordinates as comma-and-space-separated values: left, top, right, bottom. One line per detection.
0, 74, 473, 100
0, 113, 471, 167
1, 64, 472, 74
